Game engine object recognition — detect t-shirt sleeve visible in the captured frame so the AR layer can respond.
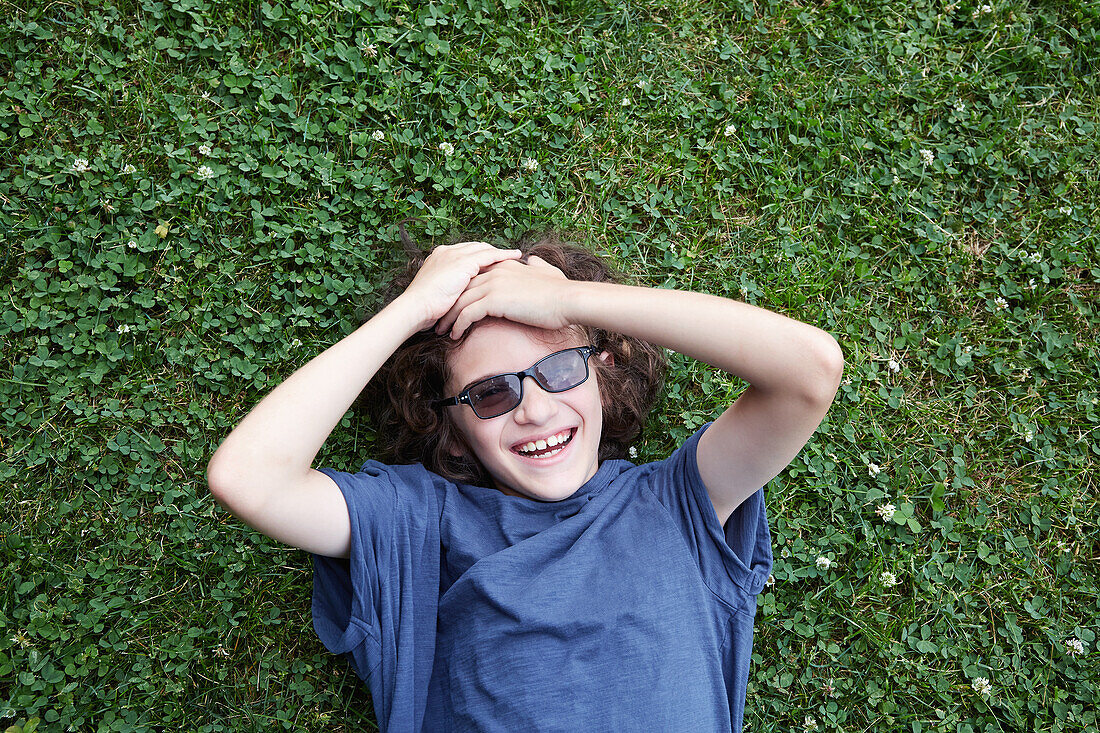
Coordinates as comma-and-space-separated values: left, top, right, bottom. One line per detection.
310, 462, 396, 681
643, 423, 773, 602
311, 462, 443, 730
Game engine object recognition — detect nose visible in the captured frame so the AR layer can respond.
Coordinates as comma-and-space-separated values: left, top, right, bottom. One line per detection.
513, 376, 556, 424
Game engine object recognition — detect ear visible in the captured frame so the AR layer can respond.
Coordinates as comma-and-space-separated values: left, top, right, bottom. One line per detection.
598, 350, 614, 366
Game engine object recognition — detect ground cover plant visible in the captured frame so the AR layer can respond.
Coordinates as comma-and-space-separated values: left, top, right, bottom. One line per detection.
2, 0, 1098, 730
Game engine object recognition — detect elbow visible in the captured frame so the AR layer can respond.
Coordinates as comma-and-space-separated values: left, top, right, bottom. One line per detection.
805, 331, 845, 406
206, 452, 251, 514
205, 455, 234, 508
206, 451, 292, 522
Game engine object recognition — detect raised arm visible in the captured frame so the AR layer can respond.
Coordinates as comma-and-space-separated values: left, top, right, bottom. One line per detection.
565, 282, 843, 523
206, 243, 522, 557
436, 258, 844, 525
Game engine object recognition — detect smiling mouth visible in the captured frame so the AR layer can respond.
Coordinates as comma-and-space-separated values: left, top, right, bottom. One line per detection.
511, 428, 576, 459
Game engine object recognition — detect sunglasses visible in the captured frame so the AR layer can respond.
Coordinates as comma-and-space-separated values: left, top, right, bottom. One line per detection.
435, 346, 598, 419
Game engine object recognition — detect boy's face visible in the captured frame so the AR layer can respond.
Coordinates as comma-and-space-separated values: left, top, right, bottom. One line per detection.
444, 320, 607, 501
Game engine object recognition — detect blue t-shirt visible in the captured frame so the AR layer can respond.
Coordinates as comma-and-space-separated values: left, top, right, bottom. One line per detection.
312, 424, 772, 732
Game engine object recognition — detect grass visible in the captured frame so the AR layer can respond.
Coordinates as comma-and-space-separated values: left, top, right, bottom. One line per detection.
1, 0, 1098, 730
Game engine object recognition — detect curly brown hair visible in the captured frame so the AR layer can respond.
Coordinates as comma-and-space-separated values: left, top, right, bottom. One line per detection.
355, 230, 667, 487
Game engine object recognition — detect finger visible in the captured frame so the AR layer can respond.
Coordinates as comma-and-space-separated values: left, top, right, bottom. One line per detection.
427, 241, 504, 259
522, 255, 566, 277
449, 297, 492, 339
450, 241, 504, 252
468, 245, 522, 270
435, 282, 490, 334
431, 241, 487, 253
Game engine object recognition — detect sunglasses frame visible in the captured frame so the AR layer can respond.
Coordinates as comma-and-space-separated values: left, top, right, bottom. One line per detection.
434, 346, 598, 419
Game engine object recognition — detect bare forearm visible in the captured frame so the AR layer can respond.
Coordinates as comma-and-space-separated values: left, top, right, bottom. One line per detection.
207, 296, 424, 490
567, 281, 841, 399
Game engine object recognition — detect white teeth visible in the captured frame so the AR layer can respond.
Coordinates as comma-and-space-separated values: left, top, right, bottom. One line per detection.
516, 430, 572, 455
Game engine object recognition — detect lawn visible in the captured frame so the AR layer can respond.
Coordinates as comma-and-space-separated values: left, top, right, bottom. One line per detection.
1, 0, 1097, 730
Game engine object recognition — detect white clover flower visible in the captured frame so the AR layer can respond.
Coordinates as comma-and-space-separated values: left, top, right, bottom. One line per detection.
724, 123, 737, 137
1023, 428, 1034, 443
70, 157, 91, 173
198, 143, 212, 156
196, 165, 215, 180
363, 42, 378, 58
1026, 278, 1037, 290
803, 715, 818, 731
438, 141, 455, 156
201, 90, 211, 100
954, 100, 966, 114
522, 157, 539, 173
213, 644, 230, 658
122, 163, 137, 175
290, 338, 302, 348
116, 324, 132, 334
868, 462, 882, 477
892, 174, 900, 185
628, 446, 638, 459
876, 503, 897, 521
127, 240, 137, 249
371, 129, 385, 141
920, 149, 935, 166
1058, 206, 1073, 215
994, 296, 1008, 310
1026, 251, 1041, 263
971, 676, 992, 696
880, 571, 898, 587
635, 79, 647, 89
981, 4, 993, 13
887, 359, 900, 373
103, 201, 115, 213
816, 556, 832, 571
765, 574, 775, 587
1065, 638, 1085, 656
780, 547, 790, 559
620, 97, 632, 106
963, 344, 972, 354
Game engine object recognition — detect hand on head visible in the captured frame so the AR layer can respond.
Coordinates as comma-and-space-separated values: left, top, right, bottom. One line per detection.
434, 254, 573, 339
401, 242, 523, 331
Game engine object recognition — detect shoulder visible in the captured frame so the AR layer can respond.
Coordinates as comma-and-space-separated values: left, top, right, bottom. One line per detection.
618, 426, 709, 485
322, 460, 453, 514
343, 459, 451, 486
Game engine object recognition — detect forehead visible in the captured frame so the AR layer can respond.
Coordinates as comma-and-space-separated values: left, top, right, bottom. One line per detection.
445, 319, 585, 390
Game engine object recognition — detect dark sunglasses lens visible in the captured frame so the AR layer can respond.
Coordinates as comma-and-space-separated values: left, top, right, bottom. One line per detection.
469, 375, 522, 418
535, 350, 588, 391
